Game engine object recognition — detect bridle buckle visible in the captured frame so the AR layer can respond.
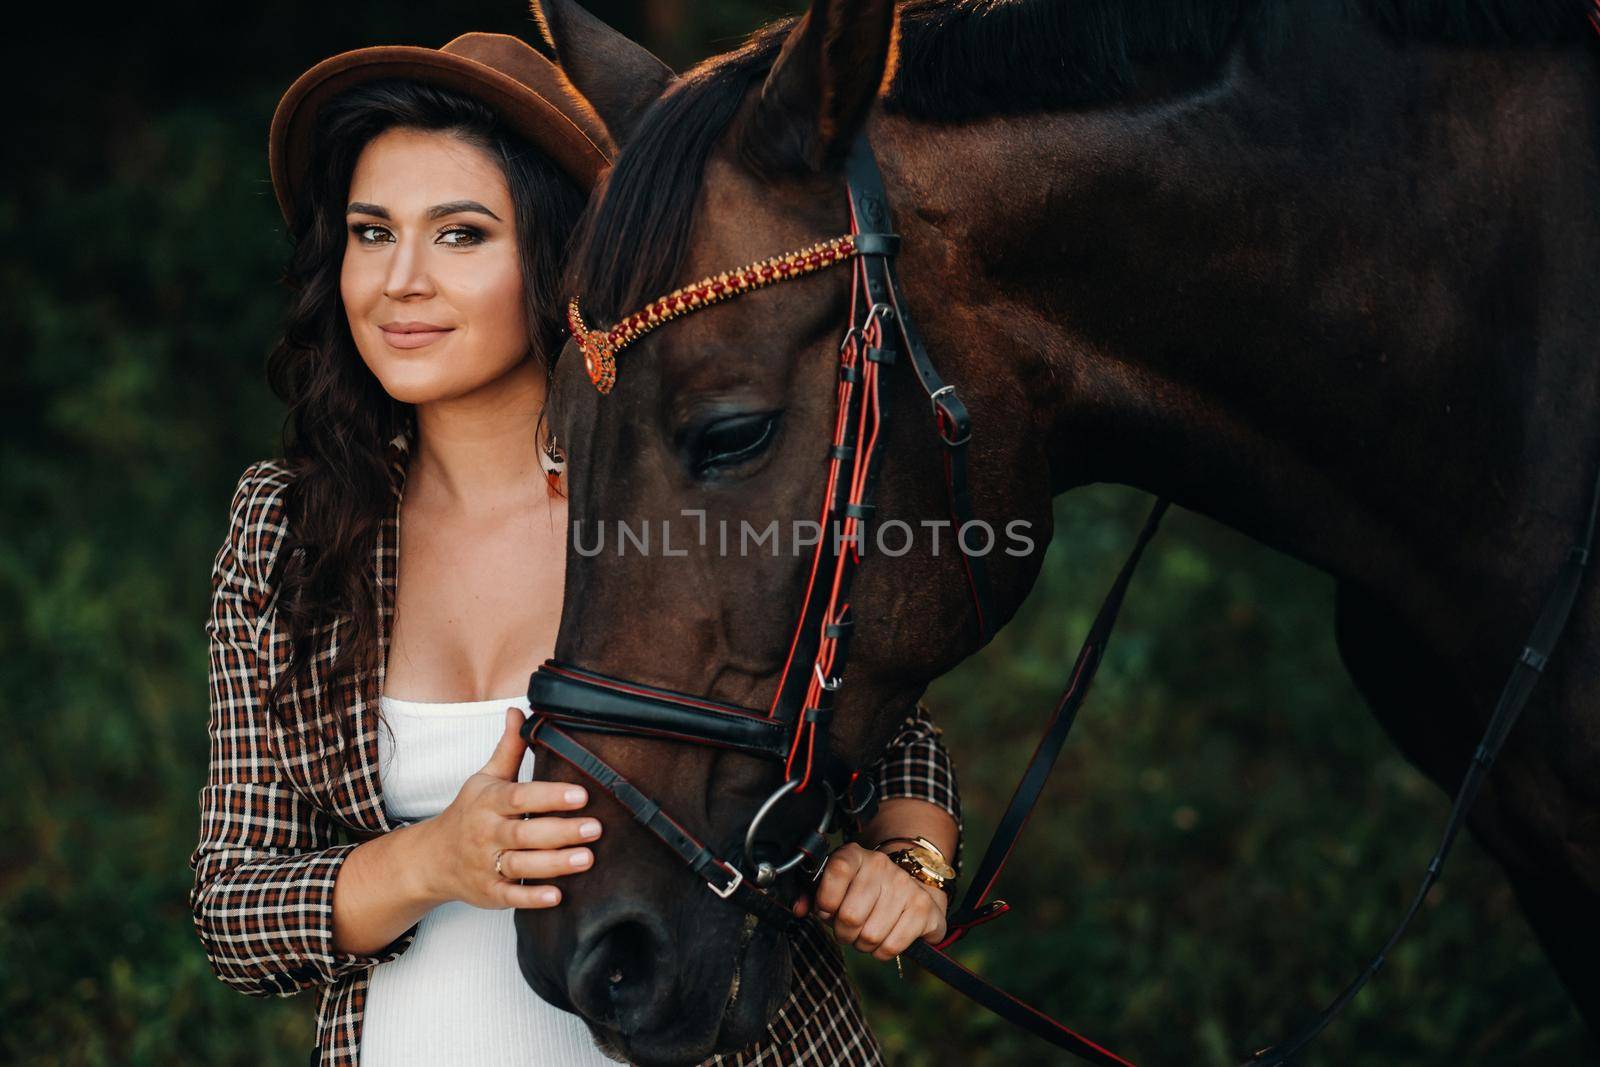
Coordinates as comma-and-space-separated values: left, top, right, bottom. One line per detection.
929, 384, 973, 447
707, 863, 744, 900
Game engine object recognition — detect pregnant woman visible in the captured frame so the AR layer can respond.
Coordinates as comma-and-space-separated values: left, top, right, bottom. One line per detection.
188, 28, 963, 1067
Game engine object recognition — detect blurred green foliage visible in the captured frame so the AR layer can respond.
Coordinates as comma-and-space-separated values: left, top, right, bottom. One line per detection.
2, 3, 1592, 1065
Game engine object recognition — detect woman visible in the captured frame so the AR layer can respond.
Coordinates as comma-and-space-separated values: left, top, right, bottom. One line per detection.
189, 29, 964, 1067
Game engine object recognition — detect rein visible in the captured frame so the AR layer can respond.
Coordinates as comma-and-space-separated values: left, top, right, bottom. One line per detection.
528, 125, 1600, 1065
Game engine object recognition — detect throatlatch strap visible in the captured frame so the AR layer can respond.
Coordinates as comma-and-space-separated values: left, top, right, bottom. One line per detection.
843, 134, 998, 647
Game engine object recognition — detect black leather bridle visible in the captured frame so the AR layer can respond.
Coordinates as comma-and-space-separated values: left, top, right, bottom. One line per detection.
527, 131, 1600, 1066
526, 129, 997, 933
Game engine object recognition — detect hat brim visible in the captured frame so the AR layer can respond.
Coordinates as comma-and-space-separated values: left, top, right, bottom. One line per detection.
269, 44, 613, 225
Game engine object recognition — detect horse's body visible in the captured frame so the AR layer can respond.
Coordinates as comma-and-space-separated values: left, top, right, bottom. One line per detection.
517, 1, 1600, 1061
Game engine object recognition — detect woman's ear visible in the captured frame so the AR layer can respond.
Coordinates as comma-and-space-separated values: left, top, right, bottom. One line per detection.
737, 0, 897, 177
530, 0, 675, 148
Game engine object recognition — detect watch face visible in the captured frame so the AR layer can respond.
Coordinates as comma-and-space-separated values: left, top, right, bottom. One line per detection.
908, 846, 956, 879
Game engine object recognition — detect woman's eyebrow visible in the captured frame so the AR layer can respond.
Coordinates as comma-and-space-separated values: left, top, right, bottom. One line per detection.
427, 200, 502, 221
343, 201, 503, 221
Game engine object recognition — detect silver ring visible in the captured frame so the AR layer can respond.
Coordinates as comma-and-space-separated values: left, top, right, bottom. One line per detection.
743, 778, 836, 884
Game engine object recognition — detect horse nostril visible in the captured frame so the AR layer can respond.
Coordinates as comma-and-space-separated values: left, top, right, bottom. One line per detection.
569, 915, 672, 1034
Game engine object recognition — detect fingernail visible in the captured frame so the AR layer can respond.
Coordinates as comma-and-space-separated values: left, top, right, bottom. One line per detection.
569, 849, 591, 867
565, 788, 586, 804
541, 888, 560, 904
579, 821, 600, 838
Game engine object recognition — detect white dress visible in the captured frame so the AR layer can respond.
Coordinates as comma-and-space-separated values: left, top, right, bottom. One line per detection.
358, 693, 618, 1067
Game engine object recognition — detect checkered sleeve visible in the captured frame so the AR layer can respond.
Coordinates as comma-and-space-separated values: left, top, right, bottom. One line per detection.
188, 461, 416, 999
860, 701, 963, 878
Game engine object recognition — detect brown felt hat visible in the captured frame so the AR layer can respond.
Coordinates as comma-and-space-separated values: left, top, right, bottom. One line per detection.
269, 32, 615, 225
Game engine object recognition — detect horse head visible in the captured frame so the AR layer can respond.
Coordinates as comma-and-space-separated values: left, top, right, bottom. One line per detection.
511, 1, 1052, 1062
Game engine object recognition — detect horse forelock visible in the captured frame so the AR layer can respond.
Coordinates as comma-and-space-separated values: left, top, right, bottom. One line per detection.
566, 22, 793, 329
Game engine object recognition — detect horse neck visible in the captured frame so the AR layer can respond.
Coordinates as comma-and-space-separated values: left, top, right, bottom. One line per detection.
873, 11, 1600, 613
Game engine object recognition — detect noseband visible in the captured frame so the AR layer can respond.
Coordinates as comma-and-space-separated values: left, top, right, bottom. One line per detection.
525, 130, 1600, 1067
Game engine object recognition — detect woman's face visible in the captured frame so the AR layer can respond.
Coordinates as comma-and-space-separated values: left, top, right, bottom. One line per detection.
340, 127, 527, 405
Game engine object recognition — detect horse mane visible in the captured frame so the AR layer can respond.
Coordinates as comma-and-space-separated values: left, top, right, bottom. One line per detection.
567, 0, 1589, 326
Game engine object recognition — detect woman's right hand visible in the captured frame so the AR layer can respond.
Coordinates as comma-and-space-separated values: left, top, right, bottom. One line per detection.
414, 707, 602, 910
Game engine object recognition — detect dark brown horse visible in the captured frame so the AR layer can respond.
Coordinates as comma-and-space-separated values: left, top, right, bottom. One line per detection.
513, 1, 1600, 1062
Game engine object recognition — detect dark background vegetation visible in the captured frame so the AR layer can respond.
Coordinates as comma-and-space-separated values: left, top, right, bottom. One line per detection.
2, 3, 1593, 1064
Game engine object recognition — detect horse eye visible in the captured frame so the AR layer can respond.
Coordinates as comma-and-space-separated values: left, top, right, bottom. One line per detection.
691, 412, 780, 478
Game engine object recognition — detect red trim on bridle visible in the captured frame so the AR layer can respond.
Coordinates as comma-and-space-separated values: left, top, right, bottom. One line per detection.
748, 195, 895, 794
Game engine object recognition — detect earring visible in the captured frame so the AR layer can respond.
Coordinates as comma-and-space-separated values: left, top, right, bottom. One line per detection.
538, 431, 566, 493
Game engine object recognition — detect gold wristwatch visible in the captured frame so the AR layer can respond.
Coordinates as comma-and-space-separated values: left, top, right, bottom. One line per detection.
877, 835, 956, 891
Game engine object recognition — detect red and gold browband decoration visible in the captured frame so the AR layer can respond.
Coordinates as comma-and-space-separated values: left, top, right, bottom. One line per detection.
568, 234, 860, 394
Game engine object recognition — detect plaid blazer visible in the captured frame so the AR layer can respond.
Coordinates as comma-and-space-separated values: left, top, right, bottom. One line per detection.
190, 429, 963, 1067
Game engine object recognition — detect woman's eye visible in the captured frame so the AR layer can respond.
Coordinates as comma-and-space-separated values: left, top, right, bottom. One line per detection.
350, 223, 392, 244
437, 226, 484, 247
691, 413, 780, 478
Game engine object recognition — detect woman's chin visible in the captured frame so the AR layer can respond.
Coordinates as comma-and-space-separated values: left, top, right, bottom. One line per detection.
363, 368, 465, 407
365, 360, 536, 409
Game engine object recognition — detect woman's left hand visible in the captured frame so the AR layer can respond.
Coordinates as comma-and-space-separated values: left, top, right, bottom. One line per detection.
791, 842, 947, 960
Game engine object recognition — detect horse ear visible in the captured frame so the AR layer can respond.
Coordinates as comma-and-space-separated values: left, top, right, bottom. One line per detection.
739, 0, 897, 175
529, 0, 675, 148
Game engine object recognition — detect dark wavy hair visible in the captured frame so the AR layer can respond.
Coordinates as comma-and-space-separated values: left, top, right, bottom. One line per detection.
263, 78, 586, 759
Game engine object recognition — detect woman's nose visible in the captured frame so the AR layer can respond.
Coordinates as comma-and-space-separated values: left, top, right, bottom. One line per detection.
382, 237, 435, 301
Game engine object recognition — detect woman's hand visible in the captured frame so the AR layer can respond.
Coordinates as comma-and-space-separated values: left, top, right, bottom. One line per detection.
412, 707, 602, 910
790, 842, 948, 960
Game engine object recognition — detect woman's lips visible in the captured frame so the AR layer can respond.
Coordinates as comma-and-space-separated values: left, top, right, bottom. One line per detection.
379, 322, 455, 349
